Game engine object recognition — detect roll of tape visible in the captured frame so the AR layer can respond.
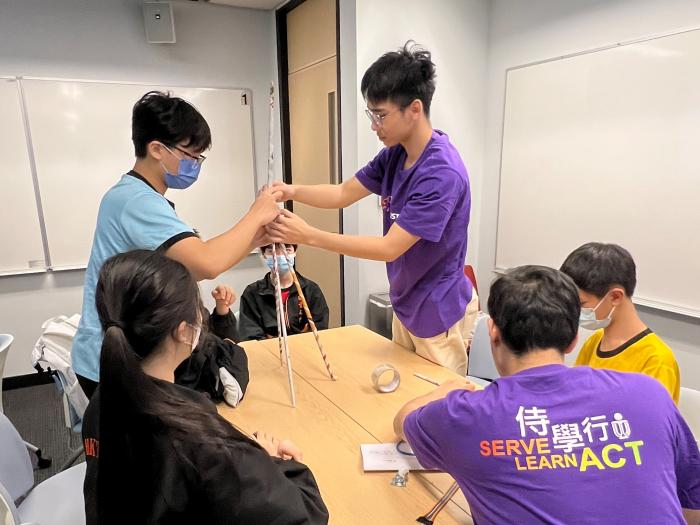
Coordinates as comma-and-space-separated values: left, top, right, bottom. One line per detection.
372, 363, 401, 393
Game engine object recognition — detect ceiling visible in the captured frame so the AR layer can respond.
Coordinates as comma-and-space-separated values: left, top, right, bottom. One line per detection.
206, 0, 285, 10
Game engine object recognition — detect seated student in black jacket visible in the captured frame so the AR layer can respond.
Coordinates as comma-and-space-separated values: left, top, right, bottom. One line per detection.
239, 243, 329, 341
82, 250, 329, 525
175, 284, 248, 406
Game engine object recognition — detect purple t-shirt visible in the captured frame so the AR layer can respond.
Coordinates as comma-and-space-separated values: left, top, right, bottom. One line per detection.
355, 130, 472, 338
405, 364, 700, 524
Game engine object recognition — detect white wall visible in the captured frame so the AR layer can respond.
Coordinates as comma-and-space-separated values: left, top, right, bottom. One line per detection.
5, 0, 697, 389
480, 0, 700, 389
339, 0, 490, 326
0, 0, 279, 377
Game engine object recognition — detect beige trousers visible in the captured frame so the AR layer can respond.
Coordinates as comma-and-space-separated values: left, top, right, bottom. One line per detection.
391, 292, 479, 376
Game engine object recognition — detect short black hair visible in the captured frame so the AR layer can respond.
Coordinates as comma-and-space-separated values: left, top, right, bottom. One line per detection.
132, 91, 212, 158
262, 243, 298, 251
360, 41, 436, 116
487, 266, 580, 356
560, 242, 636, 297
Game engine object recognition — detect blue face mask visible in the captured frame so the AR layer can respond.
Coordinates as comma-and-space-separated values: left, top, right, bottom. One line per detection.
161, 146, 201, 189
265, 254, 295, 273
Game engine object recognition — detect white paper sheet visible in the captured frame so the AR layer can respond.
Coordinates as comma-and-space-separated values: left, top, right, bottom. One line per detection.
360, 443, 435, 471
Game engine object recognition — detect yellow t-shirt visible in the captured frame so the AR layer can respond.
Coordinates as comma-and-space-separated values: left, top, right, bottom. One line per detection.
575, 328, 680, 404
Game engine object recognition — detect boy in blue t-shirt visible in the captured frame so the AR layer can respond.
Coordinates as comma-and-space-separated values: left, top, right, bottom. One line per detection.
72, 91, 281, 397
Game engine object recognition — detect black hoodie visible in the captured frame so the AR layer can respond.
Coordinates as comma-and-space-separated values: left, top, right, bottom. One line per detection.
174, 310, 248, 405
238, 272, 329, 342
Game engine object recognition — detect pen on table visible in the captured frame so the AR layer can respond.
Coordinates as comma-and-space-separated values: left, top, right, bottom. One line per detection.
413, 373, 440, 386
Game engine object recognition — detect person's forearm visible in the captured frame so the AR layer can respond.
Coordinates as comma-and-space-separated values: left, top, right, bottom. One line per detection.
393, 390, 451, 440
205, 212, 263, 273
293, 184, 346, 208
307, 229, 401, 262
184, 210, 264, 280
209, 310, 237, 340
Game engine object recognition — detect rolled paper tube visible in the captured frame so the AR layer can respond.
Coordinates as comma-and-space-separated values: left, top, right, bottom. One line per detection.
261, 250, 285, 364
282, 252, 337, 380
266, 82, 275, 187
264, 85, 294, 405
272, 244, 295, 406
275, 295, 284, 363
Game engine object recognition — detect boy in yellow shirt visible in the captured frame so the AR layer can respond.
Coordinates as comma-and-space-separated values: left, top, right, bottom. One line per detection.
561, 242, 680, 403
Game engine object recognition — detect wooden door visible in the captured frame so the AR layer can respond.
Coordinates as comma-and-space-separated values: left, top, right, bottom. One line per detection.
286, 0, 343, 328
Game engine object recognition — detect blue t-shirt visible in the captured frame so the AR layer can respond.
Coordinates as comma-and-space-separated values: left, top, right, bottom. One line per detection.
404, 364, 700, 524
355, 130, 472, 338
72, 173, 195, 381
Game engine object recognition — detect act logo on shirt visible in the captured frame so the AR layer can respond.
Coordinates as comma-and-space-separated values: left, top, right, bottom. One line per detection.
381, 196, 400, 221
479, 407, 644, 473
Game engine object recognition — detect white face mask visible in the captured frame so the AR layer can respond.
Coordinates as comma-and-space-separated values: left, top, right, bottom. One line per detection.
579, 295, 615, 331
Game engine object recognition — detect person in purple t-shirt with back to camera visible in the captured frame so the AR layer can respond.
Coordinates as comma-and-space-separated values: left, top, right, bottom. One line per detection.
394, 265, 700, 525
267, 42, 477, 375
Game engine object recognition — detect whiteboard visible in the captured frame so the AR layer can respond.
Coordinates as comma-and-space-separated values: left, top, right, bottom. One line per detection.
496, 28, 700, 318
0, 78, 46, 275
20, 78, 256, 269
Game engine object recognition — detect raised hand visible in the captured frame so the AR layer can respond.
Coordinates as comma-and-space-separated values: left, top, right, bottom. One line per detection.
211, 285, 236, 315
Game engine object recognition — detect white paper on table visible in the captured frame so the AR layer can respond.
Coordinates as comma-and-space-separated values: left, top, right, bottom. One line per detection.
360, 443, 435, 471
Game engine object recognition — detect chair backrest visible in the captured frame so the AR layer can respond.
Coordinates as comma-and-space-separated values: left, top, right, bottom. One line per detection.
17, 462, 87, 525
0, 414, 34, 505
467, 315, 499, 382
0, 335, 14, 414
0, 335, 12, 355
0, 478, 21, 525
467, 316, 590, 381
679, 387, 700, 443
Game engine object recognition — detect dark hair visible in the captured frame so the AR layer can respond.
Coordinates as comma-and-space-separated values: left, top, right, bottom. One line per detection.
487, 266, 580, 356
560, 242, 637, 297
262, 243, 298, 252
94, 250, 256, 524
131, 91, 212, 158
360, 41, 436, 116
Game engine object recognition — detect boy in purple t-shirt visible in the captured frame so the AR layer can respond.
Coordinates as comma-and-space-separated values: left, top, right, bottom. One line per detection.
268, 42, 476, 374
395, 266, 700, 525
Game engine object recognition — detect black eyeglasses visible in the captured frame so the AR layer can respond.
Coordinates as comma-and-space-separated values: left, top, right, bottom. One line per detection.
164, 144, 207, 165
365, 108, 398, 128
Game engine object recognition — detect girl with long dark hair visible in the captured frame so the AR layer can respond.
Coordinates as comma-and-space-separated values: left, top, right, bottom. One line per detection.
81, 250, 328, 524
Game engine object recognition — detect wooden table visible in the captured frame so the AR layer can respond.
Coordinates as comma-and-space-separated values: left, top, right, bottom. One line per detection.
219, 326, 474, 525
